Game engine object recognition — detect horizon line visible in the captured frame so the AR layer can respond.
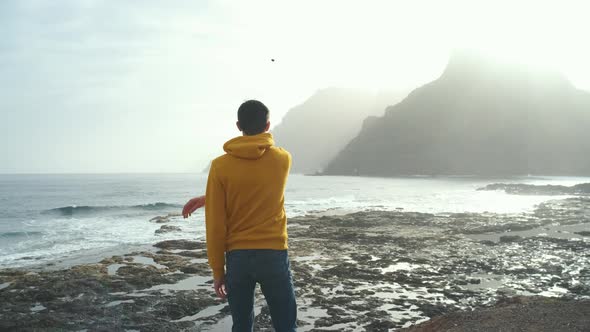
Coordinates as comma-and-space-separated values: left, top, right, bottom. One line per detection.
0, 172, 207, 175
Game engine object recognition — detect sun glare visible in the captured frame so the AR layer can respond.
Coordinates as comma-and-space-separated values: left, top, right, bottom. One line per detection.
446, 0, 590, 80
254, 0, 590, 92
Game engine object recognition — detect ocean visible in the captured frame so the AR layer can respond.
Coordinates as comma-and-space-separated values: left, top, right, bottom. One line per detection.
1, 173, 587, 269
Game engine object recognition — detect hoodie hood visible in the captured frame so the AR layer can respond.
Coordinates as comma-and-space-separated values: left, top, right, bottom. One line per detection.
223, 133, 275, 160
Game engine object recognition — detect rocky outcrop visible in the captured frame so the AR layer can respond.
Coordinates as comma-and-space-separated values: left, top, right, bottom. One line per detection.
323, 51, 590, 176
478, 182, 590, 195
1, 198, 588, 330
272, 88, 404, 174
149, 213, 181, 223
153, 239, 205, 250
402, 297, 590, 332
155, 225, 182, 234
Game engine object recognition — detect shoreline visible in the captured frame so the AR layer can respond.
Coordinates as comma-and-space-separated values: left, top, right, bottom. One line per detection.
14, 243, 157, 272
1, 197, 589, 331
3, 178, 588, 271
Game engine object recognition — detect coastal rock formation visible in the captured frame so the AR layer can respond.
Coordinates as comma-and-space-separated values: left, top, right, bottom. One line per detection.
403, 297, 590, 332
155, 225, 182, 234
272, 88, 403, 174
1, 197, 589, 330
149, 213, 181, 223
323, 52, 590, 176
153, 239, 205, 250
479, 182, 590, 195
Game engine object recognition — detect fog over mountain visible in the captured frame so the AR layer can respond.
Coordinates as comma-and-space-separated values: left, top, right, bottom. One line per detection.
272, 88, 404, 174
323, 52, 590, 176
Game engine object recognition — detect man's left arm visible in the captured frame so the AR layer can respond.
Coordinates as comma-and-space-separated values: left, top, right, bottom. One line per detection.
182, 195, 205, 218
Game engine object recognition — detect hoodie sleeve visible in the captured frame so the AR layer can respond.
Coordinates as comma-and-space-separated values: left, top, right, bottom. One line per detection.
205, 162, 227, 280
286, 150, 292, 172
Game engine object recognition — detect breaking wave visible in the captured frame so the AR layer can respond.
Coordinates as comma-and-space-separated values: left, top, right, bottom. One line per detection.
42, 202, 182, 216
0, 231, 44, 238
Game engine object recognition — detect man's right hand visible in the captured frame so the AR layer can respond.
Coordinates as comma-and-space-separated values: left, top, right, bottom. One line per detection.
182, 195, 206, 218
214, 277, 227, 299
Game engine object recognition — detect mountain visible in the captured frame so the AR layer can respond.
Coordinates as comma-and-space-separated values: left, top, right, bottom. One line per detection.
272, 88, 404, 174
323, 52, 590, 176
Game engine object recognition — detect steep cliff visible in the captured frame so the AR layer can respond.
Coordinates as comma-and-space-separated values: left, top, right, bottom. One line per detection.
323, 53, 590, 176
272, 88, 403, 174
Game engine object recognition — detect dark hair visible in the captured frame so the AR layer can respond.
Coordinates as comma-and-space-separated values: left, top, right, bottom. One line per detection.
237, 100, 269, 135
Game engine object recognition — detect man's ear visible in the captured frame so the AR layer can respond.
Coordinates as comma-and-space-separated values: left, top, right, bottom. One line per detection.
236, 121, 242, 132
265, 121, 270, 132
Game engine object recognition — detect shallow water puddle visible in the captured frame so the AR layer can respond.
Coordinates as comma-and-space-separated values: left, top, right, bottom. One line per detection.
145, 275, 211, 292
201, 302, 264, 331
105, 299, 134, 307
380, 302, 428, 325
293, 254, 323, 262
190, 258, 208, 264
463, 273, 506, 290
132, 256, 167, 269
107, 263, 126, 276
539, 285, 569, 297
297, 307, 332, 332
403, 316, 430, 328
30, 303, 46, 312
125, 293, 153, 298
202, 314, 233, 330
173, 302, 227, 322
381, 262, 425, 273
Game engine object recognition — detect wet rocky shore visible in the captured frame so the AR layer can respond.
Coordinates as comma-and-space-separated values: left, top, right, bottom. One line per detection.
478, 182, 590, 195
1, 197, 589, 331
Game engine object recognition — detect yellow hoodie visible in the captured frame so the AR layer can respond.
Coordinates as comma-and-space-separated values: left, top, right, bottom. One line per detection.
205, 133, 291, 279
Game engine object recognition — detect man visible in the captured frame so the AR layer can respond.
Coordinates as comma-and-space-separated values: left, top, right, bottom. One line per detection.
182, 100, 296, 331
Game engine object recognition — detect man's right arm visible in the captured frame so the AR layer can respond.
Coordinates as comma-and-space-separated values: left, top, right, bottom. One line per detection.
205, 163, 227, 281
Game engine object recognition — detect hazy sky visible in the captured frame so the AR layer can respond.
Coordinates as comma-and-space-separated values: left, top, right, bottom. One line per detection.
1, 0, 589, 173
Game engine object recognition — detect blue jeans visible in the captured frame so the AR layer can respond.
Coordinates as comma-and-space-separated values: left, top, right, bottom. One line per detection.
225, 249, 297, 332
